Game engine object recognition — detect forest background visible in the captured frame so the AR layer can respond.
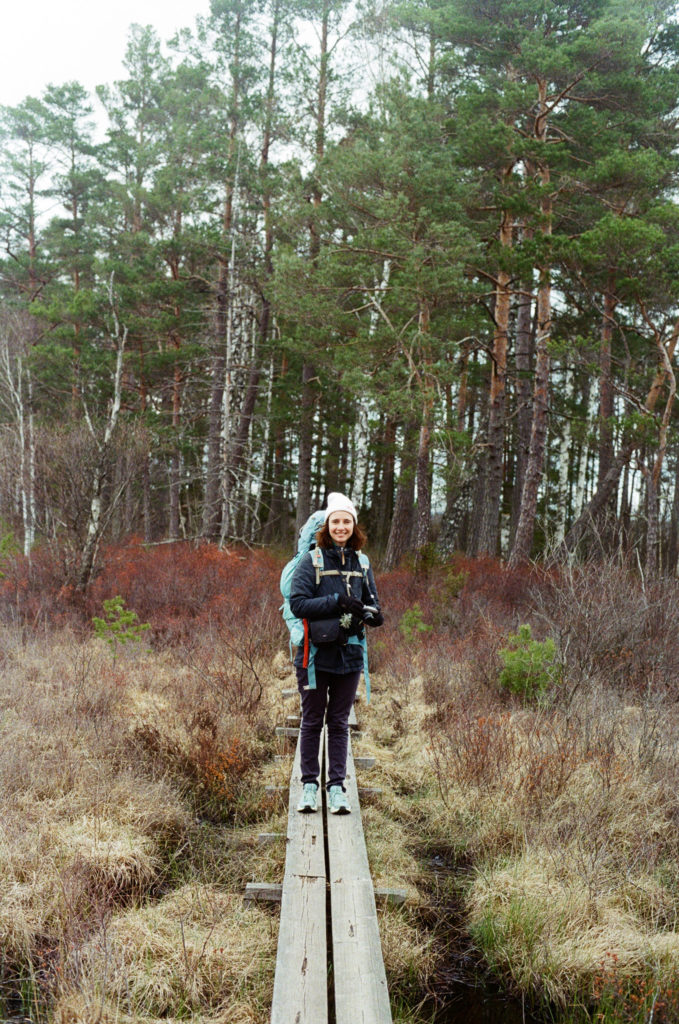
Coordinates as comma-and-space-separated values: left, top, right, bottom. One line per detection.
6, 4, 679, 1022
3, 0, 679, 585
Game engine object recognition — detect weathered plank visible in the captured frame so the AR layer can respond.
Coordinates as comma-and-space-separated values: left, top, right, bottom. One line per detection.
375, 888, 407, 907
270, 729, 327, 1024
258, 832, 286, 845
275, 726, 300, 739
325, 731, 392, 1024
244, 882, 282, 903
354, 756, 376, 770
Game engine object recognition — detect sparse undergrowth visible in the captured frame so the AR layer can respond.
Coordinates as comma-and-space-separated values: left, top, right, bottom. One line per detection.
2, 549, 679, 1023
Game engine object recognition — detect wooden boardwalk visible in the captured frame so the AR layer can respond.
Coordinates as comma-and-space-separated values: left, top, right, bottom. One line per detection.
269, 714, 392, 1024
270, 732, 327, 1024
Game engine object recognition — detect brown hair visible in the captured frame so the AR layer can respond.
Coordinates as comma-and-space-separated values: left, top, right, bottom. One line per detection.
316, 520, 368, 550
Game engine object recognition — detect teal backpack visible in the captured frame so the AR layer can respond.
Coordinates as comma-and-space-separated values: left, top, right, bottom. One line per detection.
279, 510, 372, 700
279, 509, 326, 650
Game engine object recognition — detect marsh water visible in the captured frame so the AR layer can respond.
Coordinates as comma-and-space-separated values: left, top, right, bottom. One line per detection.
415, 854, 546, 1024
427, 985, 543, 1024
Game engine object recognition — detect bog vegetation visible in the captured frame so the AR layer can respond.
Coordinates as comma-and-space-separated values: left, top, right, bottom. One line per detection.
3, 541, 679, 1023
4, 0, 679, 1019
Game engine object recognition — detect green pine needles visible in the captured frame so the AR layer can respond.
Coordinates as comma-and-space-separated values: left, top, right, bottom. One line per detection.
398, 603, 433, 645
498, 624, 559, 702
93, 596, 150, 657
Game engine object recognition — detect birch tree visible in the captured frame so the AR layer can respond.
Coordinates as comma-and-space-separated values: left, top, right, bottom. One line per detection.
0, 310, 36, 555
76, 276, 128, 592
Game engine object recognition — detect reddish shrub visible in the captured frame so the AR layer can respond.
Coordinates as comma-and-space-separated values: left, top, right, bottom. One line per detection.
0, 539, 284, 646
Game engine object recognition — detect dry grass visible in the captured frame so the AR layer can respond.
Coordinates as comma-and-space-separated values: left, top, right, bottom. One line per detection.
425, 675, 679, 1014
0, 624, 279, 1023
53, 884, 277, 1021
6, 553, 679, 1024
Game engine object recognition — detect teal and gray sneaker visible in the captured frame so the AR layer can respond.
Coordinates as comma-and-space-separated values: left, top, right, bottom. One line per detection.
297, 782, 318, 813
328, 785, 351, 815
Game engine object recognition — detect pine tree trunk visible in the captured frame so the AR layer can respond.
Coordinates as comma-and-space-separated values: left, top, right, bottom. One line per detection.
142, 453, 152, 544
169, 357, 182, 541
553, 363, 574, 547
384, 423, 417, 570
508, 80, 552, 567
598, 277, 617, 487
414, 411, 433, 555
202, 330, 226, 540
645, 469, 659, 578
295, 362, 316, 534
509, 260, 552, 566
372, 416, 396, 547
619, 458, 632, 555
510, 278, 534, 541
667, 447, 679, 575
478, 205, 513, 555
467, 384, 489, 556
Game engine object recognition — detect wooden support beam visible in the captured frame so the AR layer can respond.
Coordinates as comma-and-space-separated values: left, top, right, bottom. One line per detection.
244, 882, 282, 903
258, 833, 286, 845
375, 888, 407, 907
354, 756, 376, 769
276, 727, 300, 739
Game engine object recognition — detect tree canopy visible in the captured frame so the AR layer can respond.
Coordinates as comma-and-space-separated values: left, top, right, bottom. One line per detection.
2, 0, 679, 582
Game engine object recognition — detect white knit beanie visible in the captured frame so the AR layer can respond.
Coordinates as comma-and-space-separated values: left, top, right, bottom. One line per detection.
324, 491, 358, 523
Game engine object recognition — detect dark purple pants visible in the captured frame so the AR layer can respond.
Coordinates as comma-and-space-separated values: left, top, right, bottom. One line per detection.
296, 666, 361, 789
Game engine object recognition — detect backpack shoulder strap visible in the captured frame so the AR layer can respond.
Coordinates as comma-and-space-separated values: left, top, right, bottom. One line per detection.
310, 545, 326, 586
310, 545, 324, 569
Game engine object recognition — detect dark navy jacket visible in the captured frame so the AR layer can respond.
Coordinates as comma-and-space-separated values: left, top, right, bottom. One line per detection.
289, 544, 381, 675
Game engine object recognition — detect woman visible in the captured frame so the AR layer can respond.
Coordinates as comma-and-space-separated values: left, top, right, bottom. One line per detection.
289, 492, 383, 814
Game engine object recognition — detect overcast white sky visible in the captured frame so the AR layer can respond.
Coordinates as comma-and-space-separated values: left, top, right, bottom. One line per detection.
1, 0, 211, 107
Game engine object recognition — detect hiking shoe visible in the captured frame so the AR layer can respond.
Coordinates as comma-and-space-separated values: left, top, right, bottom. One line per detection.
328, 785, 351, 814
297, 782, 318, 813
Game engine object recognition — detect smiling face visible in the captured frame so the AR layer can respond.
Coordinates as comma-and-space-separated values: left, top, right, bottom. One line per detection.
327, 511, 354, 546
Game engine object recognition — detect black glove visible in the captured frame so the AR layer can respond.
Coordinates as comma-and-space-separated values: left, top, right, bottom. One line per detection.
337, 593, 364, 615
364, 610, 384, 627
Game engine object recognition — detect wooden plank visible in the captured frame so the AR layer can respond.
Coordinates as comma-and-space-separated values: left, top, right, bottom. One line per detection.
325, 731, 392, 1024
258, 832, 286, 845
375, 888, 407, 907
348, 705, 358, 729
354, 756, 376, 770
244, 882, 282, 903
275, 726, 300, 739
270, 729, 328, 1024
